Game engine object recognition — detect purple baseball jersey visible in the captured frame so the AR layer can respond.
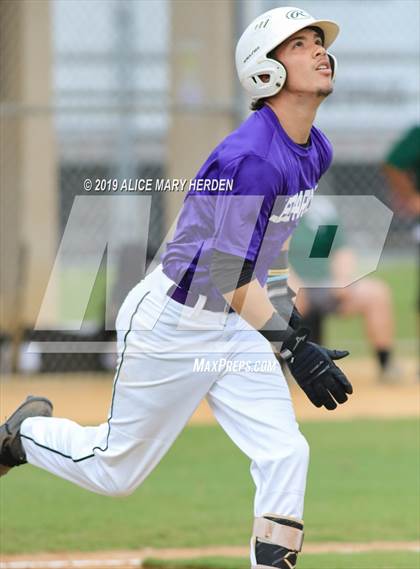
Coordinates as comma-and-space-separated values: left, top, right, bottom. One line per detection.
161, 104, 332, 310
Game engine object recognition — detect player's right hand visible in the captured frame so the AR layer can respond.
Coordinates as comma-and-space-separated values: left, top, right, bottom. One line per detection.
280, 328, 353, 410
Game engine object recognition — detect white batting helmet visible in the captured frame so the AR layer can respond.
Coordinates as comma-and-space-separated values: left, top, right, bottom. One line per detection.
235, 6, 339, 101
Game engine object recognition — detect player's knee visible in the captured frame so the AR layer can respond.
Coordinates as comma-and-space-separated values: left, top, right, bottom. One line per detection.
281, 432, 310, 470
362, 278, 391, 304
266, 432, 309, 469
293, 433, 310, 467
375, 280, 391, 304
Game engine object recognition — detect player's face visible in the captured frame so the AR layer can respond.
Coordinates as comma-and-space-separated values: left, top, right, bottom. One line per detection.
273, 28, 333, 98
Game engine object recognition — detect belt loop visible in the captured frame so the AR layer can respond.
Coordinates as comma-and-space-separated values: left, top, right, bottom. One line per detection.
190, 294, 207, 317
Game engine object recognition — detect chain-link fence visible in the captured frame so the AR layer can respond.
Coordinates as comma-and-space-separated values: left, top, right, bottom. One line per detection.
1, 0, 171, 373
1, 0, 418, 374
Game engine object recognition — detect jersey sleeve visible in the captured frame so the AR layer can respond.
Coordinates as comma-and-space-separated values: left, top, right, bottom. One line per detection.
385, 127, 420, 171
212, 154, 284, 261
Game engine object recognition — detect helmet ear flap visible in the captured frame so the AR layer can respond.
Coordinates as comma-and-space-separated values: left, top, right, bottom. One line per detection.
328, 53, 337, 81
247, 58, 287, 97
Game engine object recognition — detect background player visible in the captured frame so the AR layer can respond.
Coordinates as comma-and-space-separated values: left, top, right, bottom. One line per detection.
383, 125, 420, 219
384, 126, 420, 325
287, 196, 400, 383
0, 7, 352, 568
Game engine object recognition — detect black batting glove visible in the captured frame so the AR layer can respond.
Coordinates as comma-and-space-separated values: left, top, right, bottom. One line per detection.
280, 328, 353, 410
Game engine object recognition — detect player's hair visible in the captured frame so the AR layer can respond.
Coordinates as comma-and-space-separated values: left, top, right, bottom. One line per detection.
250, 98, 268, 111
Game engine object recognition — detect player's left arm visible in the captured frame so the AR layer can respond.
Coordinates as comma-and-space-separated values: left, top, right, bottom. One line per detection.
210, 153, 352, 409
266, 242, 303, 329
210, 251, 285, 330
210, 250, 353, 411
265, 246, 353, 411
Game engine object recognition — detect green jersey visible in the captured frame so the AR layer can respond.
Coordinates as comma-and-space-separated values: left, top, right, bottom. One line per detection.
386, 126, 420, 191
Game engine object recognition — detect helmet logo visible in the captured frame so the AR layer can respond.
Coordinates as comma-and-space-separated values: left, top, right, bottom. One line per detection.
286, 9, 310, 20
254, 17, 270, 30
243, 46, 260, 64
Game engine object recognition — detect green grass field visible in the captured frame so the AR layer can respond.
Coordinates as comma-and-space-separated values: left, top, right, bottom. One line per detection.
1, 419, 418, 568
143, 553, 420, 569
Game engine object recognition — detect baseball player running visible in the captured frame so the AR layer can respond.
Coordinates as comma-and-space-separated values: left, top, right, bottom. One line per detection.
1, 7, 352, 568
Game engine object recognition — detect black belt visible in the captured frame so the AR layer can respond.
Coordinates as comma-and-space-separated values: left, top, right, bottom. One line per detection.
167, 284, 233, 313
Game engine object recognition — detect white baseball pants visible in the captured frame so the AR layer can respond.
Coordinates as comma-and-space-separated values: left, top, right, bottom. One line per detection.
21, 265, 309, 522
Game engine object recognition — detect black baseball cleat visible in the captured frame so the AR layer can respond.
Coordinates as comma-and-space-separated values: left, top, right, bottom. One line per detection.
0, 395, 53, 476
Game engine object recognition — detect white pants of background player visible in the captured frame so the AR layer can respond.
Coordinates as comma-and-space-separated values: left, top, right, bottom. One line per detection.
20, 265, 309, 538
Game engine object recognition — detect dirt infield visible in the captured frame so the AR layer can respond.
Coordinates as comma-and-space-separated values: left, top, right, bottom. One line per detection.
1, 542, 419, 569
1, 358, 418, 425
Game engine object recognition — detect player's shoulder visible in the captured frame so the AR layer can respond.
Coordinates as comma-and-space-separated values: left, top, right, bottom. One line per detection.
192, 112, 283, 197
310, 124, 333, 174
208, 108, 280, 172
310, 124, 333, 151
